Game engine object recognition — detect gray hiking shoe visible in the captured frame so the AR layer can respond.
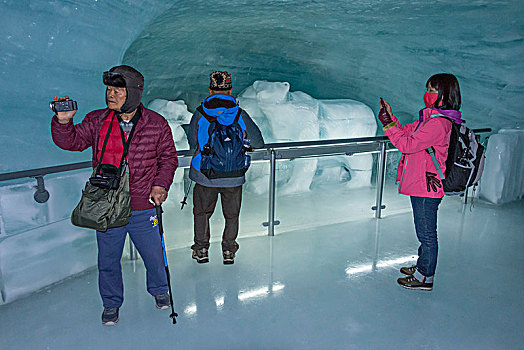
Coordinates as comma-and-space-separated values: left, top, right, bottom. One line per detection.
101, 307, 119, 326
223, 250, 235, 265
400, 265, 417, 276
154, 292, 171, 310
397, 275, 433, 291
192, 248, 209, 263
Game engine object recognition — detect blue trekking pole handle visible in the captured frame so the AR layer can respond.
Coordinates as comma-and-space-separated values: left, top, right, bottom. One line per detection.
155, 204, 178, 324
157, 206, 169, 267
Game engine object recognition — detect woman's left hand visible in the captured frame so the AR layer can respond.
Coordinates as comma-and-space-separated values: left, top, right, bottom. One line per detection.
426, 172, 442, 192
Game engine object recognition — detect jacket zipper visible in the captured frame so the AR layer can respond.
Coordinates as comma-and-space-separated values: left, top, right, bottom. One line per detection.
398, 113, 425, 194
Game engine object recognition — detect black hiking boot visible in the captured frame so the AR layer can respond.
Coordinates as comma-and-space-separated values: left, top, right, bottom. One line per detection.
154, 292, 171, 310
223, 250, 235, 265
397, 275, 433, 291
192, 248, 209, 263
400, 265, 417, 276
102, 307, 119, 326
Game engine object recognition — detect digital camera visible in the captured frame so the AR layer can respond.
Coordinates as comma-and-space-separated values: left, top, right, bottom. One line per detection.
50, 99, 78, 113
89, 164, 121, 190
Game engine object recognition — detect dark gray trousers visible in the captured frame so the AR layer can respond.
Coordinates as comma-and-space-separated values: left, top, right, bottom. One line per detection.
191, 183, 242, 253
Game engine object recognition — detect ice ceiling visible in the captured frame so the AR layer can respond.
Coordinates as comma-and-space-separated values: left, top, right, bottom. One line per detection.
1, 0, 523, 172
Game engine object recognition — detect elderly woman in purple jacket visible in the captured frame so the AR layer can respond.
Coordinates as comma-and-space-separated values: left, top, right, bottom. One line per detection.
51, 65, 178, 325
378, 73, 463, 291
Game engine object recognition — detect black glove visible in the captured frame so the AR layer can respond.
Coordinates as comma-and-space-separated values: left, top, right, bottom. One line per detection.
426, 172, 442, 192
378, 99, 393, 127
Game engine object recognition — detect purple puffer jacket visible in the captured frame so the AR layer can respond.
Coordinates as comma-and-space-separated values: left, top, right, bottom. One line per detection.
51, 104, 178, 210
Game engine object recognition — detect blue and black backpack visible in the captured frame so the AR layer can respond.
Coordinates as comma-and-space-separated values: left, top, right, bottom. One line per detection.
427, 116, 485, 195
197, 106, 251, 179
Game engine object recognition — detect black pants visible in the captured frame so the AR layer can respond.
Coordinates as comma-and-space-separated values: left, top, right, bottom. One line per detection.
191, 183, 242, 253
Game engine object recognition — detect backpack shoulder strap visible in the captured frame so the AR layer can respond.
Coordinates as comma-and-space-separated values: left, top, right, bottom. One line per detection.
197, 105, 217, 123
233, 108, 242, 124
426, 146, 445, 180
426, 113, 459, 180
430, 113, 458, 127
233, 108, 248, 139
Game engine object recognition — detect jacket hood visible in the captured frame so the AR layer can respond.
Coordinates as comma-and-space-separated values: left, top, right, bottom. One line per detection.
420, 108, 464, 125
201, 95, 239, 125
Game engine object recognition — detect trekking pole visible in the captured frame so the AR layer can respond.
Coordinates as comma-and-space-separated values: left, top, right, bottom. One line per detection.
155, 204, 178, 324
180, 179, 193, 210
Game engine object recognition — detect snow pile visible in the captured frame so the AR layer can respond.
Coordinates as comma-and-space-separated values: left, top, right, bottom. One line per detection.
148, 99, 192, 151
238, 81, 377, 194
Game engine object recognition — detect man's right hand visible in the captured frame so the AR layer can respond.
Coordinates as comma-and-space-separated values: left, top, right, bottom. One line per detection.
53, 96, 77, 124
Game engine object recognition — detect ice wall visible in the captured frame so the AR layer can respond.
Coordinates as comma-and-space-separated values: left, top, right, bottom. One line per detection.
0, 0, 173, 172
123, 0, 524, 130
2, 0, 523, 173
479, 129, 524, 204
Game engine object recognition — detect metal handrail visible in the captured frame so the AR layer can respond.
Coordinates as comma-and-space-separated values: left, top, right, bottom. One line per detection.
0, 127, 492, 236
0, 128, 491, 182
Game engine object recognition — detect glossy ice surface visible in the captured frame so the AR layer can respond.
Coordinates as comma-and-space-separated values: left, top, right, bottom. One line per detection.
1, 188, 522, 349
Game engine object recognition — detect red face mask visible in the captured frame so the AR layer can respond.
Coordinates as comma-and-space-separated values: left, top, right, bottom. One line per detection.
424, 92, 439, 108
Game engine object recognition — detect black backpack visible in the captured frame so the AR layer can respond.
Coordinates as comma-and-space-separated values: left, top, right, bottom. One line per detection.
427, 117, 485, 195
199, 109, 251, 179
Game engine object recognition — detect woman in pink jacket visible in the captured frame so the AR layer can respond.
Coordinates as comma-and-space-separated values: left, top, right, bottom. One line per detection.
378, 73, 464, 291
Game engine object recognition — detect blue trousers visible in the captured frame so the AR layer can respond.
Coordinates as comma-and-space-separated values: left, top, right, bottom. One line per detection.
96, 208, 168, 308
410, 196, 442, 278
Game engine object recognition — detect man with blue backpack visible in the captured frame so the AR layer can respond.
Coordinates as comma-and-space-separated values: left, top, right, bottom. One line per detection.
188, 71, 264, 264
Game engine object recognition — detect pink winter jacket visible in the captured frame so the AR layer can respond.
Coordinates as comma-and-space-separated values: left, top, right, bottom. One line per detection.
51, 104, 178, 210
384, 108, 452, 198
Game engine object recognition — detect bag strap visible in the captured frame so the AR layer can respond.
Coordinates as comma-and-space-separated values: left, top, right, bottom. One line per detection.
197, 105, 217, 123
205, 121, 218, 149
96, 111, 115, 174
198, 105, 242, 124
115, 108, 141, 174
426, 146, 445, 180
425, 114, 457, 180
118, 118, 138, 168
233, 108, 242, 123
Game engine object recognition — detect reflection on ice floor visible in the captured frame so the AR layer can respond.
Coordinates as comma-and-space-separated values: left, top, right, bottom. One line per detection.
0, 185, 523, 349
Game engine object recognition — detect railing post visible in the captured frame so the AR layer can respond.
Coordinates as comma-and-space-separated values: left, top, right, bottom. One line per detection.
129, 240, 138, 260
373, 142, 387, 219
268, 149, 277, 236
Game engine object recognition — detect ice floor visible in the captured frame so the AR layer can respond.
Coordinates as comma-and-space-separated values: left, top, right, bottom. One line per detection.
0, 186, 523, 350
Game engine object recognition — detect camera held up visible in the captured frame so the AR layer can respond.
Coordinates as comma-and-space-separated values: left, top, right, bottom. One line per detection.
50, 98, 78, 113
